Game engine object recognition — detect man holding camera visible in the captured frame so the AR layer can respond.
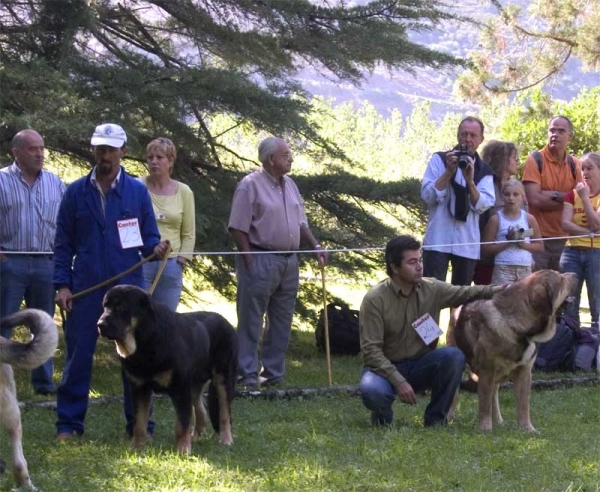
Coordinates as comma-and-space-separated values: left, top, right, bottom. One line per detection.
421, 116, 495, 286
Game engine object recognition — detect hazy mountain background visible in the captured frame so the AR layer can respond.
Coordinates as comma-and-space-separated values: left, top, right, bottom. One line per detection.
298, 0, 599, 118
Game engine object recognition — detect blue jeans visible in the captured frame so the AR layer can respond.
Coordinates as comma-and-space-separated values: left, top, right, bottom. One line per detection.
359, 347, 465, 426
0, 255, 56, 392
143, 258, 183, 311
560, 247, 600, 328
423, 250, 476, 285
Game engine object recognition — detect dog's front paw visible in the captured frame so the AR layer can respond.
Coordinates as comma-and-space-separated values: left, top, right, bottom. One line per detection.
193, 422, 207, 439
176, 433, 192, 455
478, 420, 493, 431
519, 422, 538, 433
131, 433, 149, 450
218, 431, 233, 446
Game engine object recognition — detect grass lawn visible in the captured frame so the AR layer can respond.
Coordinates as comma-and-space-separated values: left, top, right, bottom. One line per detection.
2, 324, 599, 491
6, 384, 599, 492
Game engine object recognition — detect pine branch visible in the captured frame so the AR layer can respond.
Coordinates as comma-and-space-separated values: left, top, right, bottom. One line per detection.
484, 46, 573, 94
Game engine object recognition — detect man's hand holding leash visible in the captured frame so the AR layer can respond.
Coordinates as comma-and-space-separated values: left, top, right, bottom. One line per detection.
56, 288, 73, 312
153, 240, 170, 260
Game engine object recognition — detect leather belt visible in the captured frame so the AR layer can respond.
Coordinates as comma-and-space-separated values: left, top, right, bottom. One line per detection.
1, 251, 52, 259
249, 243, 295, 258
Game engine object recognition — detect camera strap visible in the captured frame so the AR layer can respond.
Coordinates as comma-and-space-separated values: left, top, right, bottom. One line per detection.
436, 151, 493, 222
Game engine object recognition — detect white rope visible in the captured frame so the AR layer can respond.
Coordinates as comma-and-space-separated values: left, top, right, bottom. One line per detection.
2, 233, 597, 257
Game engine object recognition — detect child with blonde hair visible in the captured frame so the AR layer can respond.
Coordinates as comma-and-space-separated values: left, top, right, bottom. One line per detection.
482, 179, 544, 284
560, 152, 600, 328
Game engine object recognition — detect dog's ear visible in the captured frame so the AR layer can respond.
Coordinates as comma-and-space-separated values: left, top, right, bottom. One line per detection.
138, 290, 157, 322
528, 275, 555, 317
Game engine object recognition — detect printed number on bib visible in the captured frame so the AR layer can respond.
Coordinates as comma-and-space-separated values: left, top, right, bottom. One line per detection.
411, 313, 443, 345
117, 218, 143, 249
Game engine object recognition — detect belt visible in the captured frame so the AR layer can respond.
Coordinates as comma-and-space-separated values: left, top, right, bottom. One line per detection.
1, 251, 52, 259
249, 243, 295, 258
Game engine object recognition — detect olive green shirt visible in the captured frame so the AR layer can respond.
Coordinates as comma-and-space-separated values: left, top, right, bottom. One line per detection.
360, 277, 501, 389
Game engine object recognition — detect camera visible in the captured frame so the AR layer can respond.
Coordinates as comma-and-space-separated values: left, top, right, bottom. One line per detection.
456, 144, 470, 169
513, 228, 534, 241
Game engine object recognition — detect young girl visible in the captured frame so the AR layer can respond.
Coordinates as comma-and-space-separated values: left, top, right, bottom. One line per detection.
482, 179, 544, 284
560, 152, 600, 328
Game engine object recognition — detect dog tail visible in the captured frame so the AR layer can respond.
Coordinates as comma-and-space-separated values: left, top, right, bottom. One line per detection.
0, 309, 58, 369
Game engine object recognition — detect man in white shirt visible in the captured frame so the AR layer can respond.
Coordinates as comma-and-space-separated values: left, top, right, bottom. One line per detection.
420, 117, 495, 285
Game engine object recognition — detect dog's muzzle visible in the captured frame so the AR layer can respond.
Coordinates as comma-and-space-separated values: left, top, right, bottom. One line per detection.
561, 296, 576, 312
97, 320, 117, 340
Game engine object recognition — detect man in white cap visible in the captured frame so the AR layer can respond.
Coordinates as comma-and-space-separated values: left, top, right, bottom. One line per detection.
54, 123, 169, 441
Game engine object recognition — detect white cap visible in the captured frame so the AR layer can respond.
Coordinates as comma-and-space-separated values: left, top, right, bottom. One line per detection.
90, 123, 127, 148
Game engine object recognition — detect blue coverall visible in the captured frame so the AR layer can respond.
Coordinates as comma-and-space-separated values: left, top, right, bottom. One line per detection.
53, 168, 160, 436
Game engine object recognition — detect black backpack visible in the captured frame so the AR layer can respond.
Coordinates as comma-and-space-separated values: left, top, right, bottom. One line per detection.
530, 150, 576, 179
534, 316, 575, 372
315, 302, 361, 355
571, 323, 600, 372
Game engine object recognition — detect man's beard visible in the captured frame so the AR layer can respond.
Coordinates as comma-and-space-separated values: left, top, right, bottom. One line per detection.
96, 161, 115, 176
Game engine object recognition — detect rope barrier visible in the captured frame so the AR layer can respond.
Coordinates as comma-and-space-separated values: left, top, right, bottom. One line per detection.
3, 232, 598, 258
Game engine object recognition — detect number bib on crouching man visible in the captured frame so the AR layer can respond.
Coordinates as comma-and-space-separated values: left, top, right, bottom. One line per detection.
411, 313, 443, 345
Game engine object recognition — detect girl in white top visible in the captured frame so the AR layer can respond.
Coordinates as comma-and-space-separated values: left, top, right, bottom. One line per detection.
482, 179, 544, 284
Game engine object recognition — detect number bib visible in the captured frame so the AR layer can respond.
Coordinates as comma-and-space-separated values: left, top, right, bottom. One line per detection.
411, 313, 443, 345
117, 218, 143, 249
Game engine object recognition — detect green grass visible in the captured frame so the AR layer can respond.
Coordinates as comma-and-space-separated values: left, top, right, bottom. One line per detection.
3, 386, 599, 491
3, 277, 598, 490
3, 323, 600, 491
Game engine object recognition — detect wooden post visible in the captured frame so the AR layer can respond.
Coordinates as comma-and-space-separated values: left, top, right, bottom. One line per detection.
319, 261, 333, 386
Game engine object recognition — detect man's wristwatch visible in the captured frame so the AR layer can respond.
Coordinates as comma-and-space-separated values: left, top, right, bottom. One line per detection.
551, 191, 559, 202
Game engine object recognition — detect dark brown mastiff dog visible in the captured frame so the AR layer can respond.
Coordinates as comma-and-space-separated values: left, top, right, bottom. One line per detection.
453, 270, 577, 432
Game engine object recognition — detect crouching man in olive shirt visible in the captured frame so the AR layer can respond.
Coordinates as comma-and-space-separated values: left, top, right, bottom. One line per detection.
359, 235, 503, 426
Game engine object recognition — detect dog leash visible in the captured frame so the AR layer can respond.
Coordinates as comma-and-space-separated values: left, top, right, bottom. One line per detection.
58, 243, 172, 325
148, 242, 172, 295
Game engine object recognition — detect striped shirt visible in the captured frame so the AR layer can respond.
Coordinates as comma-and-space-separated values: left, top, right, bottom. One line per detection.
0, 162, 65, 252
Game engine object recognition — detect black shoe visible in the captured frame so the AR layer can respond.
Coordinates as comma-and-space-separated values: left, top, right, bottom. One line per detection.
371, 411, 393, 426
237, 377, 259, 389
260, 376, 283, 387
34, 387, 56, 396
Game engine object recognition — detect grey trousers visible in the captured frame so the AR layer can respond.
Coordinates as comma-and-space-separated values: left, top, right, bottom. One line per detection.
235, 252, 299, 384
